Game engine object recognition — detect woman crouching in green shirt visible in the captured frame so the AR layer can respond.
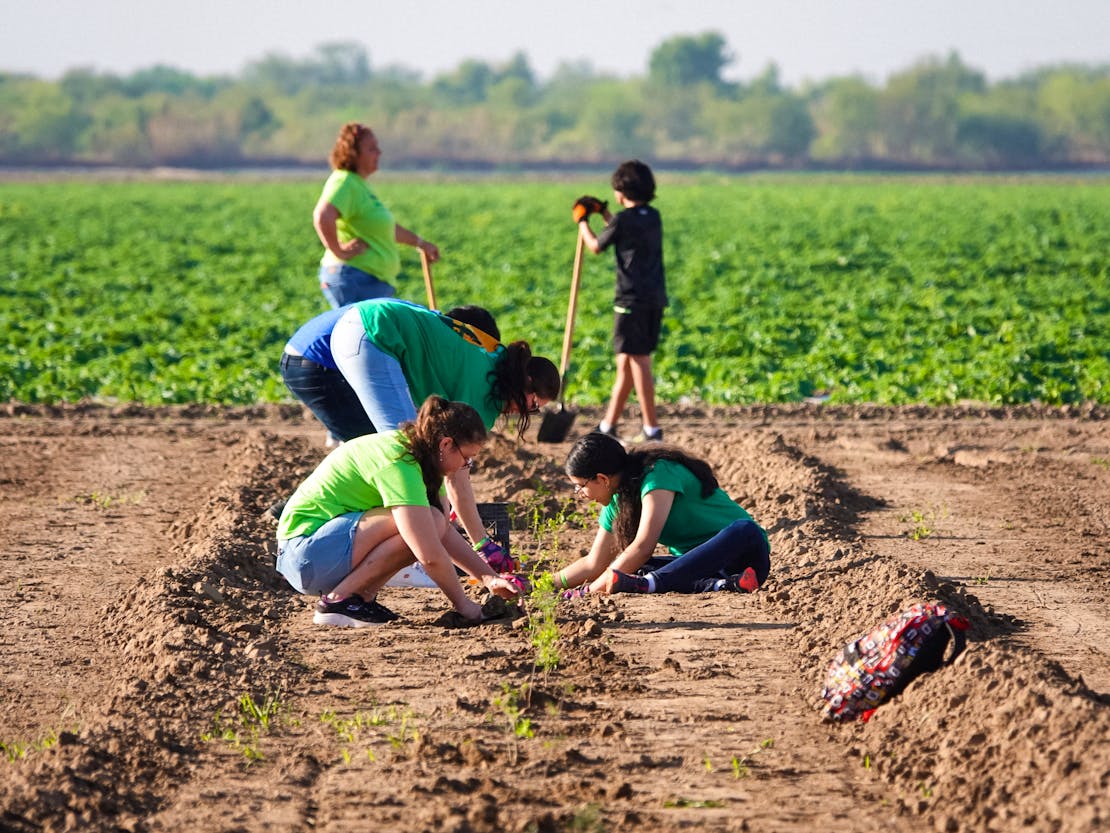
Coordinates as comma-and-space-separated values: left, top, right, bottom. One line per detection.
276, 396, 521, 626
558, 433, 771, 597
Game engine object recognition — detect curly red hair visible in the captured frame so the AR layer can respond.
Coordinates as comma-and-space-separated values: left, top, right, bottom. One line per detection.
329, 122, 374, 172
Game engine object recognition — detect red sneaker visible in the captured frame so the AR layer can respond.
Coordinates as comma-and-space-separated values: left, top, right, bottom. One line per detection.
725, 567, 760, 593
602, 569, 649, 594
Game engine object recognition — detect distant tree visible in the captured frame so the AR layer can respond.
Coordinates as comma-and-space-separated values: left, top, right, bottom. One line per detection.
708, 90, 814, 164
1036, 67, 1110, 160
956, 113, 1043, 165
121, 65, 227, 99
433, 59, 495, 105
310, 42, 372, 85
497, 51, 536, 88
880, 52, 985, 164
809, 76, 882, 162
59, 68, 125, 104
0, 77, 85, 160
648, 32, 732, 88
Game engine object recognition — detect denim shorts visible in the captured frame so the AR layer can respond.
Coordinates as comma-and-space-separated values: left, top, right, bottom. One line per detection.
276, 511, 363, 595
319, 263, 395, 309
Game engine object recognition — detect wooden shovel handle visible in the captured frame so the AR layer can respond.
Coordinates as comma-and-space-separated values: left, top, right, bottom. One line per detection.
559, 234, 585, 378
420, 248, 437, 310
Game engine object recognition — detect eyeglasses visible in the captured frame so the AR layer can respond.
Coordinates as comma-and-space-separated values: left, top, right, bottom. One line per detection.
571, 476, 594, 495
450, 439, 474, 471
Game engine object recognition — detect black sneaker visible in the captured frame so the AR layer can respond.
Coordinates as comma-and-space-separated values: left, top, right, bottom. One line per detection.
313, 594, 397, 627
593, 424, 619, 438
638, 427, 663, 442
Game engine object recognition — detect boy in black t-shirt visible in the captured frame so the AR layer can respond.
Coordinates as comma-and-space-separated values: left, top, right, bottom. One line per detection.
575, 160, 667, 442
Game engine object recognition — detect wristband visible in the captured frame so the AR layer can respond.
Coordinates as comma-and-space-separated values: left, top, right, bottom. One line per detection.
472, 536, 491, 552
559, 571, 569, 589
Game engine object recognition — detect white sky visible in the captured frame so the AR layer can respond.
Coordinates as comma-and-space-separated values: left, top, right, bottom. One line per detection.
2, 0, 1108, 86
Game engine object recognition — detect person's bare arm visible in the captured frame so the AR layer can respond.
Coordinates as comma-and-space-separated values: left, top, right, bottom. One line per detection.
313, 199, 366, 260
395, 223, 440, 263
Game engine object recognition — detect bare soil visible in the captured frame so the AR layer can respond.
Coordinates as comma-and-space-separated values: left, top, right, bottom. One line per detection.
1, 402, 1107, 833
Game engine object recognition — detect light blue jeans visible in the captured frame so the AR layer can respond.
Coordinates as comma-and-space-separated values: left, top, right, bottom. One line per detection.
319, 263, 395, 309
331, 306, 417, 431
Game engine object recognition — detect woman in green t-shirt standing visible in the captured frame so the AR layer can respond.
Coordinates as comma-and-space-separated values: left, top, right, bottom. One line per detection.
556, 433, 771, 596
313, 122, 440, 307
276, 396, 520, 627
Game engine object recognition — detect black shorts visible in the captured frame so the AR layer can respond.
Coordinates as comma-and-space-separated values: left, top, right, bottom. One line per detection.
613, 305, 663, 355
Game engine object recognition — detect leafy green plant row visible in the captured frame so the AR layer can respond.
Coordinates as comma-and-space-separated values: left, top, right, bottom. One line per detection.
2, 176, 1107, 405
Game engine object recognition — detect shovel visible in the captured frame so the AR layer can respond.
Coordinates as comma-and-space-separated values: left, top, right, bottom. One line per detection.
420, 248, 437, 310
537, 233, 585, 443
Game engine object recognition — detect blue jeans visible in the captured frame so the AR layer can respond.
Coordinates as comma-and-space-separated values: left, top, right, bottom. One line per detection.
331, 307, 417, 431
280, 352, 376, 442
648, 519, 771, 594
319, 263, 395, 309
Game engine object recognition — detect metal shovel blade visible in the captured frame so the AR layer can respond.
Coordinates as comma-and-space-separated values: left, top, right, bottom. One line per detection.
537, 401, 577, 443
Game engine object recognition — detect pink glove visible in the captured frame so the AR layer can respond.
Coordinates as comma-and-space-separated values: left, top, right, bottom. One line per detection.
561, 585, 591, 601
476, 537, 517, 573
500, 573, 530, 594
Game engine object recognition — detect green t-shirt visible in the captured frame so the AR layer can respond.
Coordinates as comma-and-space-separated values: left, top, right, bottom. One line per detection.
357, 300, 505, 429
599, 459, 756, 556
277, 431, 428, 540
319, 170, 401, 281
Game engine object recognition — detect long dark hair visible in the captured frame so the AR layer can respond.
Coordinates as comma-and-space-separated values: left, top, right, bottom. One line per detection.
487, 341, 560, 440
565, 433, 718, 550
399, 396, 487, 508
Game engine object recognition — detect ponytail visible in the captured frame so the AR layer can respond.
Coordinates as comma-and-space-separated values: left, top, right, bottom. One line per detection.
400, 396, 487, 506
488, 341, 560, 440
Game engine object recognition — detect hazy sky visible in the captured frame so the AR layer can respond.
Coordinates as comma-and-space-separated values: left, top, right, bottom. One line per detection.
3, 0, 1108, 86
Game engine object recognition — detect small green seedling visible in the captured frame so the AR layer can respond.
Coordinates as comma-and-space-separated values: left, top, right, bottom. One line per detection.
492, 683, 534, 740
201, 691, 287, 765
901, 504, 948, 541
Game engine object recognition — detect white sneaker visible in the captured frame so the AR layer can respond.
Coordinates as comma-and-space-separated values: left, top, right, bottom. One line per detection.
384, 562, 438, 588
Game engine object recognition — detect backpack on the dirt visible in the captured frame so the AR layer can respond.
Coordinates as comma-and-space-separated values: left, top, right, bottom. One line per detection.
821, 602, 969, 723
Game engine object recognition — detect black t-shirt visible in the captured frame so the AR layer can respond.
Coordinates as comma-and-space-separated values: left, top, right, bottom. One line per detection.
596, 205, 667, 308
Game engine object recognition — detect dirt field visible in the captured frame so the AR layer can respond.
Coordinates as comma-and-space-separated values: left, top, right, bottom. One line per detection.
1, 402, 1107, 833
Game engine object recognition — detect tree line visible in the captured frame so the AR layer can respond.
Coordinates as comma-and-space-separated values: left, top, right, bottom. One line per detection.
2, 33, 1108, 170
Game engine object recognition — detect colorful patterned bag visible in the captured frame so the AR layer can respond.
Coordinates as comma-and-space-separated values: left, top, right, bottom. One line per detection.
821, 602, 969, 722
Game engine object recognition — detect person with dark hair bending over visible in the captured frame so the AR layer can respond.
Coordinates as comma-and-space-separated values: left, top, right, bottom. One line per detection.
556, 433, 771, 596
276, 396, 521, 627
280, 303, 501, 449
331, 298, 561, 571
314, 122, 440, 307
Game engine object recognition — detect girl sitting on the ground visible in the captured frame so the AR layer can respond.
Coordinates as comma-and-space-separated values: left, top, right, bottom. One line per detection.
557, 433, 771, 597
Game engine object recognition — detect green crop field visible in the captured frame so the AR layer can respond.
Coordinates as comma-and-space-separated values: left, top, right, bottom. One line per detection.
2, 176, 1108, 406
